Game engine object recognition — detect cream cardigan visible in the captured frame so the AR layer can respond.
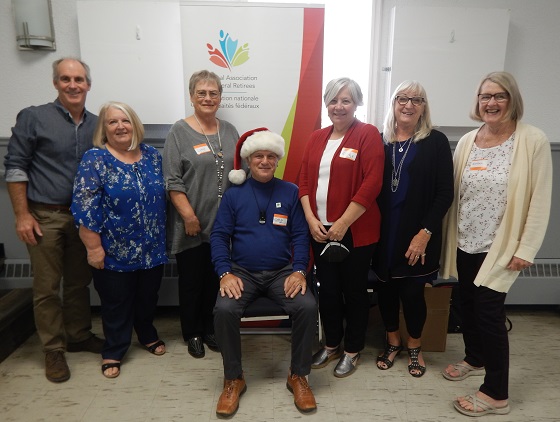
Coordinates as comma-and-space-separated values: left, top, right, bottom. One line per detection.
441, 122, 552, 293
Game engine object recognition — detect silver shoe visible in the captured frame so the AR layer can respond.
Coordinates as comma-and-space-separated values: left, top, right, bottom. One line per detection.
311, 346, 342, 369
334, 353, 360, 378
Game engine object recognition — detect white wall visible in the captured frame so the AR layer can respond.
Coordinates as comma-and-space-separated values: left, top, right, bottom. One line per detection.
1, 0, 559, 260
371, 0, 560, 145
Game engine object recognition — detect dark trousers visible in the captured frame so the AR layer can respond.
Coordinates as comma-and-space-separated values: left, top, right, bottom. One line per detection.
93, 265, 163, 361
377, 277, 427, 339
214, 264, 317, 380
176, 243, 219, 341
457, 248, 509, 400
312, 233, 375, 353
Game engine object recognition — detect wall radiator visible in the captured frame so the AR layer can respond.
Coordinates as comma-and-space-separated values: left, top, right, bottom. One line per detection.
1, 259, 559, 305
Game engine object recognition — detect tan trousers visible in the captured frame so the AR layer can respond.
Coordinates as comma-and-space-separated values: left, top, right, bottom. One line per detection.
27, 204, 93, 353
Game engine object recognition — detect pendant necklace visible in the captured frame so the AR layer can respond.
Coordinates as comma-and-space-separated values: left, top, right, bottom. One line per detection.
391, 138, 413, 192
250, 179, 276, 224
194, 115, 225, 199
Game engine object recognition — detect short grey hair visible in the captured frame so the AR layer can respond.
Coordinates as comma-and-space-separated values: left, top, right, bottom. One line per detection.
323, 77, 363, 107
52, 57, 92, 85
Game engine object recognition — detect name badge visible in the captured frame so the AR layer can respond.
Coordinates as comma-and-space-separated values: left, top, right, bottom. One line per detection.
339, 147, 358, 161
273, 214, 288, 226
470, 158, 488, 171
194, 143, 211, 155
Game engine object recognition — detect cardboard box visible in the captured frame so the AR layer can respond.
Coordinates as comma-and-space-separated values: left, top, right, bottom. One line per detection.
399, 286, 452, 352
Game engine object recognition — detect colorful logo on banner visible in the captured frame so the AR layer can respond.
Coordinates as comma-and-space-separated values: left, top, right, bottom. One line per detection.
207, 30, 250, 70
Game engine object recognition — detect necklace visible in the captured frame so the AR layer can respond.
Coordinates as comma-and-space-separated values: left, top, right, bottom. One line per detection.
249, 179, 276, 224
480, 124, 515, 148
391, 138, 413, 192
194, 115, 225, 199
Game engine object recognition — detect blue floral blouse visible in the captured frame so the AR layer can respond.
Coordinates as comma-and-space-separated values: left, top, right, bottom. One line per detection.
71, 143, 168, 271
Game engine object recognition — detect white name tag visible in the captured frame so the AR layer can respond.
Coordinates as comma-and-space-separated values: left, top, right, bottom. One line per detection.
339, 147, 358, 161
194, 143, 211, 155
470, 158, 488, 171
273, 214, 288, 226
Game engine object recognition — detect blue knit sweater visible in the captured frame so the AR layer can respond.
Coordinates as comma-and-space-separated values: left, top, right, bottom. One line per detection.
211, 177, 309, 276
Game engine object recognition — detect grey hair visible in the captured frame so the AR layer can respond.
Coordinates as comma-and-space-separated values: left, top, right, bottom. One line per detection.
323, 77, 363, 107
52, 57, 92, 85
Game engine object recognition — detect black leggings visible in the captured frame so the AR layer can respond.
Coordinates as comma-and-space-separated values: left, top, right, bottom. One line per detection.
377, 277, 427, 339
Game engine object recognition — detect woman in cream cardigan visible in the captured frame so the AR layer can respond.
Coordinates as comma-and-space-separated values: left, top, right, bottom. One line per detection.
440, 71, 552, 417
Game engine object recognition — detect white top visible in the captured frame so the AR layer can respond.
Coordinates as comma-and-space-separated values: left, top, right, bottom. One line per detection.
316, 137, 344, 224
458, 136, 514, 253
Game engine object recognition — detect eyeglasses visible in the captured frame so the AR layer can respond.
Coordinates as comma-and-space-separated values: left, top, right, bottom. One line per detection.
395, 96, 425, 106
478, 92, 509, 103
195, 90, 220, 99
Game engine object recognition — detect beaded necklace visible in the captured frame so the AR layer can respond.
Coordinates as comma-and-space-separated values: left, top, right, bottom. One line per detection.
194, 115, 225, 200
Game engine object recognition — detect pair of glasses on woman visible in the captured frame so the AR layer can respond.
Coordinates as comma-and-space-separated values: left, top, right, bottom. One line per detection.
395, 96, 425, 106
478, 92, 509, 103
195, 90, 220, 99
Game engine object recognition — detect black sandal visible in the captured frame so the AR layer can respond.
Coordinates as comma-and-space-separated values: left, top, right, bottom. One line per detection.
144, 339, 166, 356
407, 346, 426, 378
376, 343, 403, 370
101, 362, 121, 378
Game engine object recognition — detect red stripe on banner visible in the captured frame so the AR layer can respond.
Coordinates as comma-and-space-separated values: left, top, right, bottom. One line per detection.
283, 8, 324, 183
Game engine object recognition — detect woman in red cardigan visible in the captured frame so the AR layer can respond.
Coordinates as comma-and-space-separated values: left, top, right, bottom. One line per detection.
298, 77, 384, 378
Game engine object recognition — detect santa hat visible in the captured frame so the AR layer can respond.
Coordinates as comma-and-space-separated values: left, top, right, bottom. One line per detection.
228, 127, 285, 185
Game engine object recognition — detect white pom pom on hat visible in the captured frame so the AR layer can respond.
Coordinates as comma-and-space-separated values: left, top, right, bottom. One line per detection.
228, 127, 285, 185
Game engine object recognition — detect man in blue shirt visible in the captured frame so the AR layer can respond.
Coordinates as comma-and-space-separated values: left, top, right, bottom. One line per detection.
211, 128, 317, 416
4, 58, 103, 383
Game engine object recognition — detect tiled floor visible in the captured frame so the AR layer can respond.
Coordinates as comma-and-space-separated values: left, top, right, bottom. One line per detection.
1, 306, 559, 422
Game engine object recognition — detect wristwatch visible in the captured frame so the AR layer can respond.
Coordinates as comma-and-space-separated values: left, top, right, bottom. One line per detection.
296, 270, 307, 278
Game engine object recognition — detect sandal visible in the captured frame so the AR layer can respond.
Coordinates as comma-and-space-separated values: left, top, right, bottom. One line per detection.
407, 346, 426, 378
376, 343, 403, 370
453, 393, 510, 416
442, 362, 484, 381
145, 340, 166, 356
101, 362, 120, 378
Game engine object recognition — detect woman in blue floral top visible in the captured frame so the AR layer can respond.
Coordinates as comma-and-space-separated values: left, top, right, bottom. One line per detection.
71, 101, 167, 379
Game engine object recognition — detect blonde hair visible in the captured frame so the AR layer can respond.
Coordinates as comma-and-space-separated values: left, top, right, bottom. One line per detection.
469, 71, 524, 122
383, 80, 432, 143
93, 101, 144, 150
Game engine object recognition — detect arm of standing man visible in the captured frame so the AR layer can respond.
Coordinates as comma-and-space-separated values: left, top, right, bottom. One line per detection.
7, 182, 42, 245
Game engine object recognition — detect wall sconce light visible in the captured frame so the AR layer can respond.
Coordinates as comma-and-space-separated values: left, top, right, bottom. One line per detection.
12, 0, 56, 51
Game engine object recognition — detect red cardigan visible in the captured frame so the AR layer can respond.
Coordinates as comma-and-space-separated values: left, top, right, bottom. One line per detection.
298, 119, 384, 247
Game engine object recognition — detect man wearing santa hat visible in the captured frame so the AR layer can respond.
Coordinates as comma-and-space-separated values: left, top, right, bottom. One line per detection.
211, 128, 317, 417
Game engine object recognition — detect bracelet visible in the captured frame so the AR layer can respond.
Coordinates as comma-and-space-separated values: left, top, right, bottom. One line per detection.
423, 228, 432, 236
219, 271, 231, 280
296, 270, 307, 278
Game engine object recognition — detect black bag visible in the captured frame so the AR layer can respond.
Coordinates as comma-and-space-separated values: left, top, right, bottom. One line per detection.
448, 283, 463, 333
438, 281, 512, 333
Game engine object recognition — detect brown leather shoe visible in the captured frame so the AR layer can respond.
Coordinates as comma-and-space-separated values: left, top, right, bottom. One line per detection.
216, 376, 247, 417
45, 351, 70, 383
286, 373, 317, 413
